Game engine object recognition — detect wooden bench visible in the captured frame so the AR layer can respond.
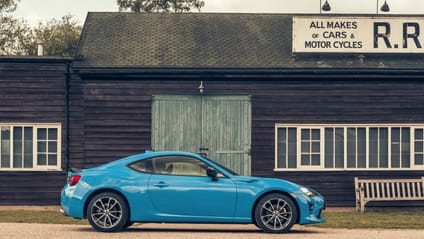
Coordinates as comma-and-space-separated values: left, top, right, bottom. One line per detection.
354, 177, 424, 212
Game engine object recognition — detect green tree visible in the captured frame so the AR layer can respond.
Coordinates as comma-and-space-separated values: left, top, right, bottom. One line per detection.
0, 0, 33, 55
117, 0, 205, 13
1, 0, 81, 56
0, 16, 33, 55
0, 0, 18, 13
32, 14, 82, 57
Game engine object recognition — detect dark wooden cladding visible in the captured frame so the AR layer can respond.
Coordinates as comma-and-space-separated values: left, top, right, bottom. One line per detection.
76, 77, 424, 206
0, 172, 66, 205
0, 59, 70, 205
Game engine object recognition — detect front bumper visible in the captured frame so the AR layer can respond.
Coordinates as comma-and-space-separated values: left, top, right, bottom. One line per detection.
299, 195, 326, 225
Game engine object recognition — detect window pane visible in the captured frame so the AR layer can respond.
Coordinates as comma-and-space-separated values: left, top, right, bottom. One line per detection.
48, 128, 58, 140
392, 128, 400, 142
301, 142, 310, 153
48, 154, 57, 166
380, 128, 389, 168
37, 128, 46, 140
277, 128, 287, 168
24, 127, 32, 140
301, 154, 310, 166
312, 129, 320, 140
1, 127, 10, 168
335, 128, 344, 168
391, 128, 401, 168
312, 142, 320, 153
369, 128, 378, 168
24, 142, 33, 168
357, 128, 366, 168
416, 141, 424, 152
37, 154, 46, 166
38, 142, 47, 153
287, 128, 297, 168
152, 156, 208, 176
301, 129, 310, 140
415, 129, 423, 140
48, 142, 57, 153
13, 127, 23, 168
325, 128, 334, 168
311, 154, 320, 166
401, 128, 410, 168
415, 154, 424, 165
347, 128, 356, 168
24, 153, 33, 168
23, 127, 33, 168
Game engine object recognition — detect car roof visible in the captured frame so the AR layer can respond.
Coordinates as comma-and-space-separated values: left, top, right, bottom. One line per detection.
97, 151, 202, 169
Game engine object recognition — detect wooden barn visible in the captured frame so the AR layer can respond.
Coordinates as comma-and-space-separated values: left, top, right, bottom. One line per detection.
1, 13, 424, 207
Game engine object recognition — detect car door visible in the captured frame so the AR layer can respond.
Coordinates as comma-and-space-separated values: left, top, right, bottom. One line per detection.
147, 155, 237, 222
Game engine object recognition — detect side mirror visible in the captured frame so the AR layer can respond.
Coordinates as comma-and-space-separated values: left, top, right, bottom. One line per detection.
206, 167, 218, 181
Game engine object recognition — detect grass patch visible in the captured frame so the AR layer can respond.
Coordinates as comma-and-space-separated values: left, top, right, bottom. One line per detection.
0, 211, 87, 225
312, 208, 424, 229
0, 208, 423, 229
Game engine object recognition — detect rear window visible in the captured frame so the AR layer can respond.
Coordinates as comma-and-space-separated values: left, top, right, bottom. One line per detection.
128, 158, 153, 173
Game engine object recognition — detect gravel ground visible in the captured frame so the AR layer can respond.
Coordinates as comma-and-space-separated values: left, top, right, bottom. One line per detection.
1, 223, 423, 239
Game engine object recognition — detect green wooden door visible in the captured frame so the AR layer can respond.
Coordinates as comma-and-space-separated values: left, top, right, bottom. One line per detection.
151, 95, 201, 153
152, 94, 251, 175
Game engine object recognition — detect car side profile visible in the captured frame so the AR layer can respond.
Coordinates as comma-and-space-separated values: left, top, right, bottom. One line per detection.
61, 151, 326, 233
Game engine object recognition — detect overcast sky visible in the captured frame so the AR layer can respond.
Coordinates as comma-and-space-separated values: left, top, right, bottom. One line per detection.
12, 0, 424, 27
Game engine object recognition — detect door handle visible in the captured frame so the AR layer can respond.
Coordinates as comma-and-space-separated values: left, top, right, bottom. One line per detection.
153, 182, 169, 188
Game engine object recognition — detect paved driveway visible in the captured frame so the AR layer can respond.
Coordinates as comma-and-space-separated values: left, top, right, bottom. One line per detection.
1, 223, 423, 239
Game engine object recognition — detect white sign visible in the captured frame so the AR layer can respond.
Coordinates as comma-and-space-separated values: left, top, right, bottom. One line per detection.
293, 16, 424, 53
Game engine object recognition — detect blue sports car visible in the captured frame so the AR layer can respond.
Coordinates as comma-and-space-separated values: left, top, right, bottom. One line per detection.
61, 151, 325, 233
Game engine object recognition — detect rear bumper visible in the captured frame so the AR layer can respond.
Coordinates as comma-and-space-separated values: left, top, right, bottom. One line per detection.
60, 186, 85, 219
59, 207, 68, 217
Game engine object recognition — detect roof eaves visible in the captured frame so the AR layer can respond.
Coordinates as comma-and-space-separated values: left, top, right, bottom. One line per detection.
73, 67, 424, 79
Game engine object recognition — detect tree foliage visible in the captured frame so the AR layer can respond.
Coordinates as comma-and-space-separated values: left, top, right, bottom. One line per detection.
32, 14, 82, 57
0, 16, 33, 55
0, 0, 82, 57
117, 0, 205, 13
0, 0, 33, 55
0, 0, 19, 13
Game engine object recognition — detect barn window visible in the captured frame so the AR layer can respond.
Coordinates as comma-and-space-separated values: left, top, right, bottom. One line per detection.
415, 128, 424, 167
300, 128, 321, 167
0, 124, 61, 171
275, 124, 424, 171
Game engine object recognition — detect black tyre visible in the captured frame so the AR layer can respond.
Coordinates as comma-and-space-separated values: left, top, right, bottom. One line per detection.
123, 221, 134, 229
254, 193, 297, 233
87, 192, 129, 232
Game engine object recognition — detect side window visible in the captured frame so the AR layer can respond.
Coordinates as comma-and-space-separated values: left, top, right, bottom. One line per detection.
129, 155, 225, 177
128, 158, 154, 173
155, 156, 208, 177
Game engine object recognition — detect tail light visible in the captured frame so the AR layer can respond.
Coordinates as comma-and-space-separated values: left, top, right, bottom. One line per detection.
67, 175, 81, 186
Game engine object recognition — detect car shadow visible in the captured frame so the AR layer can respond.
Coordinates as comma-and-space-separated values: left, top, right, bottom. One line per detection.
76, 224, 323, 235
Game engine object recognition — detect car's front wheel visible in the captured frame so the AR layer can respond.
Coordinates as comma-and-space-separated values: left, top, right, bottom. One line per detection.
254, 193, 298, 233
87, 192, 129, 232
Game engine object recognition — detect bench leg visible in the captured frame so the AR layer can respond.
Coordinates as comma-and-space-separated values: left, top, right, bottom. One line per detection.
360, 189, 365, 212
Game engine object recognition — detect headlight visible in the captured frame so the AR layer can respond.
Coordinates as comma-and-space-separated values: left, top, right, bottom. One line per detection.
300, 187, 316, 197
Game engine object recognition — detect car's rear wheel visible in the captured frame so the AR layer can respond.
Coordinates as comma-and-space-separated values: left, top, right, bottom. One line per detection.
87, 192, 129, 232
254, 193, 297, 233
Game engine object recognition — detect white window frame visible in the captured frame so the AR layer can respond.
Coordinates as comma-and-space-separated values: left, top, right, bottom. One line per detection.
0, 123, 61, 171
275, 124, 424, 171
298, 128, 322, 169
